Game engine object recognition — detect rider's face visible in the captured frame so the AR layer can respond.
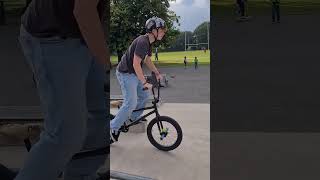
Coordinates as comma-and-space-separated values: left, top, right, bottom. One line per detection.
153, 28, 167, 40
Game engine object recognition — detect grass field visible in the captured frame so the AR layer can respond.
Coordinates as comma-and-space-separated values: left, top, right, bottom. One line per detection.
2, 0, 25, 15
111, 50, 211, 67
212, 0, 320, 16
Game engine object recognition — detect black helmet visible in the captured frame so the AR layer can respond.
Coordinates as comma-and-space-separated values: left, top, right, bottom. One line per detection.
145, 17, 166, 33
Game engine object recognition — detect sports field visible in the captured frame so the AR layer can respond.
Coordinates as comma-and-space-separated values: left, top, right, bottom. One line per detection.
111, 50, 211, 66
212, 0, 320, 16
2, 0, 25, 15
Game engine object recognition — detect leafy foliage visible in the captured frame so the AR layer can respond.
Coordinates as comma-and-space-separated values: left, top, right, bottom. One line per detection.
110, 0, 180, 61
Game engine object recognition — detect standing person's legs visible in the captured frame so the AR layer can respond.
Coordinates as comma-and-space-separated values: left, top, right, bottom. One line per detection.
236, 1, 241, 15
239, 1, 245, 17
243, 1, 246, 16
15, 26, 91, 180
276, 3, 280, 22
63, 58, 108, 180
130, 81, 150, 121
272, 2, 276, 22
110, 71, 139, 131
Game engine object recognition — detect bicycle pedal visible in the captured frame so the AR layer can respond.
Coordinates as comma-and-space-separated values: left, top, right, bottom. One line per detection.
121, 129, 129, 133
119, 126, 129, 133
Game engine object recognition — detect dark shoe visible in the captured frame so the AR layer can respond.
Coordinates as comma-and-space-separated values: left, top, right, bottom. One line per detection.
110, 129, 120, 144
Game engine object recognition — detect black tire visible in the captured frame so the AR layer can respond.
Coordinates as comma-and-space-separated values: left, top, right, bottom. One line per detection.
108, 114, 115, 121
147, 116, 183, 151
0, 164, 17, 180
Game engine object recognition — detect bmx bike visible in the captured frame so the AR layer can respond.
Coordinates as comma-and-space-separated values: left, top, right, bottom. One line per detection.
111, 72, 183, 151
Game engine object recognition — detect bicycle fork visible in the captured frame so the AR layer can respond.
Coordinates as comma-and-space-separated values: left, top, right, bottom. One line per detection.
154, 105, 168, 140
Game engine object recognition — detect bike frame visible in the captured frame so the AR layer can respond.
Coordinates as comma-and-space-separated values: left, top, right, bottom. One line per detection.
124, 79, 165, 134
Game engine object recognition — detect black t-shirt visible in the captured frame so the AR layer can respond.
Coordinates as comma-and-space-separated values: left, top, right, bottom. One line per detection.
117, 35, 152, 74
21, 0, 104, 38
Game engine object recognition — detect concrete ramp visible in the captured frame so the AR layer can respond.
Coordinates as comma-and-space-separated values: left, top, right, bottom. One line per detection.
110, 103, 210, 180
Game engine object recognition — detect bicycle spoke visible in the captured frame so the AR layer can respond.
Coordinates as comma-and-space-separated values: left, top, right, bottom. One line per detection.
151, 122, 178, 147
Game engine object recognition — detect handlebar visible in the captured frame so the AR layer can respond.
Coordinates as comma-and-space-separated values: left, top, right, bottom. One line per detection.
142, 72, 161, 101
142, 79, 161, 91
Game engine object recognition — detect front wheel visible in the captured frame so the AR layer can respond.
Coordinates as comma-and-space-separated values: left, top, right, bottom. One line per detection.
147, 116, 183, 151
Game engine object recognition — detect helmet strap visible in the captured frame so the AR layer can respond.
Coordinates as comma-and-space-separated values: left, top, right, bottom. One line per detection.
151, 29, 159, 44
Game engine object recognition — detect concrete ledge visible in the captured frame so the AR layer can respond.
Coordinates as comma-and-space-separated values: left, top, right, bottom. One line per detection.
0, 124, 41, 146
110, 170, 156, 180
111, 100, 122, 109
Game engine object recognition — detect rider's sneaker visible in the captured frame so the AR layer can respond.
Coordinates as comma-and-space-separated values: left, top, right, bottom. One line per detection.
110, 129, 120, 144
118, 119, 148, 133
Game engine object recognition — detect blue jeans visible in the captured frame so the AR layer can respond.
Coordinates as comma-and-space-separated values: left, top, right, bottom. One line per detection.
110, 70, 149, 131
15, 26, 108, 180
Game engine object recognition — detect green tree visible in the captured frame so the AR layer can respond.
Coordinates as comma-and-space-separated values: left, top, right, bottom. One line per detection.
193, 21, 210, 50
110, 0, 180, 62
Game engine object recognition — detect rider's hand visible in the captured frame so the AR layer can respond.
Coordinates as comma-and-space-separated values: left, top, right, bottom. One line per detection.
143, 83, 153, 90
155, 72, 163, 81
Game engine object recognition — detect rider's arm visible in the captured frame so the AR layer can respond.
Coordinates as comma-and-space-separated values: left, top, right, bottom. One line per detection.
73, 0, 110, 69
145, 56, 160, 75
133, 54, 147, 84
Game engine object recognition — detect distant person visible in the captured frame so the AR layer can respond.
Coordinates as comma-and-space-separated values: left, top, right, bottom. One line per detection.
236, 0, 246, 17
271, 0, 280, 23
194, 56, 198, 69
202, 47, 206, 53
184, 56, 187, 69
155, 47, 159, 61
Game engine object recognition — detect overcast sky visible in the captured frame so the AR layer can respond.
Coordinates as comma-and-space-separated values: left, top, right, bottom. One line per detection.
169, 0, 210, 32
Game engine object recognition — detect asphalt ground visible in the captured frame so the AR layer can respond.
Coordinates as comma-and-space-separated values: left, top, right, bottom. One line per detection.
110, 65, 210, 104
213, 15, 320, 131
